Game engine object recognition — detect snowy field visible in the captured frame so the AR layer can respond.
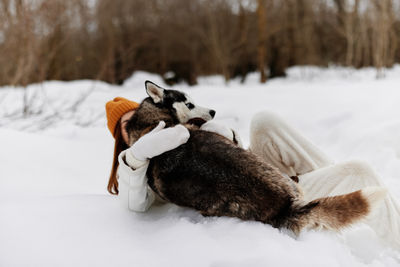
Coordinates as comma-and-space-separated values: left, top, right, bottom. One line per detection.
1, 66, 400, 266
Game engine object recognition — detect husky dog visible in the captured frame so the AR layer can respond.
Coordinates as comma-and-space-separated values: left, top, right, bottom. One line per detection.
125, 81, 386, 234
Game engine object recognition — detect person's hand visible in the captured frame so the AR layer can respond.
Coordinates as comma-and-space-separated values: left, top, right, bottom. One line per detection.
128, 121, 190, 161
200, 120, 234, 141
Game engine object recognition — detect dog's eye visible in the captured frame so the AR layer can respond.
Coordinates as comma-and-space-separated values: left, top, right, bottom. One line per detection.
185, 103, 194, 109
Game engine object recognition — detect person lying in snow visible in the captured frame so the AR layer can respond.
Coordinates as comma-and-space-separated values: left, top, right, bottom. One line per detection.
105, 96, 400, 251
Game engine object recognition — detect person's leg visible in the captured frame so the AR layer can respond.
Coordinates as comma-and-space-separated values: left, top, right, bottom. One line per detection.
248, 111, 400, 250
299, 160, 400, 250
249, 111, 333, 177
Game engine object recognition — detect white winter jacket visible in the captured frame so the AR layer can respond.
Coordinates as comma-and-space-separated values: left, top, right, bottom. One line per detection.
117, 150, 156, 212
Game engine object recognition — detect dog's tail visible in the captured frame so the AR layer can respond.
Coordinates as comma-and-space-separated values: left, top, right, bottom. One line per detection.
283, 186, 387, 234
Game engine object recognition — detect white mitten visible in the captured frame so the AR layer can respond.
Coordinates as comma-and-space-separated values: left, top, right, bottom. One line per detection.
127, 121, 190, 163
200, 120, 234, 141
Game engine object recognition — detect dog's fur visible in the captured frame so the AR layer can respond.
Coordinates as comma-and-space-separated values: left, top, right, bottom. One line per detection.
125, 81, 387, 234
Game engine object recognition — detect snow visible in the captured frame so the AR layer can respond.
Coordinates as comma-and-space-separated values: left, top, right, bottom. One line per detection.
1, 66, 400, 266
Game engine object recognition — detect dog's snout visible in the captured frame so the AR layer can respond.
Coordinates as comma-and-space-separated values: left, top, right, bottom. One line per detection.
209, 110, 216, 118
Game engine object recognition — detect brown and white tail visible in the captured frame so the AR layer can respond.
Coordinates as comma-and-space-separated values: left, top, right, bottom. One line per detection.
284, 186, 387, 235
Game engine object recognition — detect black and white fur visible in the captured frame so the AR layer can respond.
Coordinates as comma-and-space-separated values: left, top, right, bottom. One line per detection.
145, 81, 215, 126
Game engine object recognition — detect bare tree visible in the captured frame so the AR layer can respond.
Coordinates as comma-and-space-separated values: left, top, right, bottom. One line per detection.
370, 0, 396, 77
334, 0, 361, 66
257, 0, 267, 83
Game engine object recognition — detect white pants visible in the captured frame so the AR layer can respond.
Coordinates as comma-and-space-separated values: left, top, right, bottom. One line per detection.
249, 111, 400, 251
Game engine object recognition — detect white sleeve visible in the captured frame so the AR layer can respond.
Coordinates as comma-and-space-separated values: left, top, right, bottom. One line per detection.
117, 150, 155, 212
200, 121, 243, 148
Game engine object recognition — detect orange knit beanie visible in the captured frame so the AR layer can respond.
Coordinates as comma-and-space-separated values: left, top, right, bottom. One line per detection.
105, 97, 140, 137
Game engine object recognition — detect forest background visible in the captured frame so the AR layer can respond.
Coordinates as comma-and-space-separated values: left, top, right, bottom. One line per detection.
1, 0, 399, 87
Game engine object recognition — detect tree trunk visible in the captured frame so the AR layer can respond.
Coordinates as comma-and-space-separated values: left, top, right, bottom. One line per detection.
257, 0, 267, 83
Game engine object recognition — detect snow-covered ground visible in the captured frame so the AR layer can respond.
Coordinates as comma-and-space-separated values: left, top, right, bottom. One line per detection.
1, 66, 400, 266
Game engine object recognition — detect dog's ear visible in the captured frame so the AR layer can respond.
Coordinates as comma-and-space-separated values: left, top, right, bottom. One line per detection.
145, 81, 164, 103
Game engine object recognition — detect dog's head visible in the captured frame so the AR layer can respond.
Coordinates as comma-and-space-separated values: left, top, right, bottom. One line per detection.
125, 81, 215, 145
145, 80, 215, 125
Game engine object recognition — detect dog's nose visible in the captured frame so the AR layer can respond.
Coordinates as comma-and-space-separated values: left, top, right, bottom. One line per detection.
209, 110, 216, 118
